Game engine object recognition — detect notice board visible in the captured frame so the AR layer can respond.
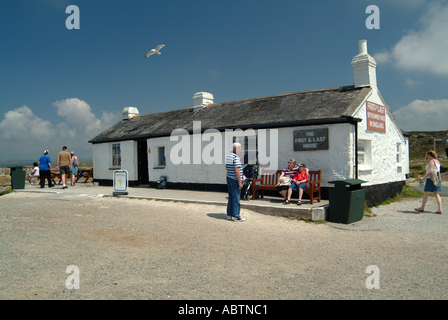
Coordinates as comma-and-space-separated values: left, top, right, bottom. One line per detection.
294, 128, 329, 151
366, 101, 386, 132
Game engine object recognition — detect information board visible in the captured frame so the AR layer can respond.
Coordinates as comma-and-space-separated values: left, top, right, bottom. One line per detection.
366, 101, 386, 132
113, 170, 128, 196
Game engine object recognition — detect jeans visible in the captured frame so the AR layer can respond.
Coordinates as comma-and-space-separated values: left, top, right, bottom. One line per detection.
226, 176, 241, 218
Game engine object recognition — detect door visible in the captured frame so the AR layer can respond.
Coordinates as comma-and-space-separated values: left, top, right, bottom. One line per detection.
137, 140, 149, 185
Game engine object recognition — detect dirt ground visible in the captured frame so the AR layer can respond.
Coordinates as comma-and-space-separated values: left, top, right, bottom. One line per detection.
0, 191, 447, 300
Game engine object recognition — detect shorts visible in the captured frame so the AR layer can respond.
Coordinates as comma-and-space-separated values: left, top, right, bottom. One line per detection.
290, 182, 307, 191
276, 185, 290, 192
60, 166, 70, 175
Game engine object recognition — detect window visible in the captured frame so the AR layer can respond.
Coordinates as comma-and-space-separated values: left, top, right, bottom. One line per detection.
358, 140, 372, 171
358, 141, 365, 166
158, 147, 166, 167
112, 143, 121, 167
396, 143, 401, 164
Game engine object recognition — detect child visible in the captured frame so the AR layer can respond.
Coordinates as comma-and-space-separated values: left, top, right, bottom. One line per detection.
285, 163, 309, 205
27, 162, 40, 183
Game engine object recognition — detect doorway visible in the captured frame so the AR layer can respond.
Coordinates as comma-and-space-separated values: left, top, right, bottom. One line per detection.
137, 140, 149, 185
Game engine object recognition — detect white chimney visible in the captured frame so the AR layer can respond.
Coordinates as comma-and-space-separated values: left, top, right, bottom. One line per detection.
122, 106, 139, 120
193, 92, 214, 108
351, 40, 377, 89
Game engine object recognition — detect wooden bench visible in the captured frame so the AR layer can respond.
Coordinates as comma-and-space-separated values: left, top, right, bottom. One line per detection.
252, 169, 322, 204
34, 169, 93, 185
75, 168, 93, 183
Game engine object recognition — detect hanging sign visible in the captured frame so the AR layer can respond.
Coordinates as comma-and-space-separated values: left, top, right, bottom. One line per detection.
294, 128, 329, 151
113, 170, 128, 196
366, 101, 386, 132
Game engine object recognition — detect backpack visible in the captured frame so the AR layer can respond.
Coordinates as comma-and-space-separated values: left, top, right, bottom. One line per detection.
157, 176, 167, 189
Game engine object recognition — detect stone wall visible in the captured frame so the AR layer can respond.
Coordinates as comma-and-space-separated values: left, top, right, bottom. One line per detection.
0, 168, 12, 194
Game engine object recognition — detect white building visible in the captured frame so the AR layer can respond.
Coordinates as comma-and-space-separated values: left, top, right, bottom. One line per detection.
89, 40, 410, 206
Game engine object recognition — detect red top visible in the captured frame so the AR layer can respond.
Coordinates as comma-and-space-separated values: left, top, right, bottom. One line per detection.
293, 170, 308, 187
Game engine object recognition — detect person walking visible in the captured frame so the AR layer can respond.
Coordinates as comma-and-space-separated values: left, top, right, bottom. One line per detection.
69, 151, 79, 186
415, 151, 443, 214
225, 142, 246, 222
56, 146, 71, 189
38, 150, 53, 188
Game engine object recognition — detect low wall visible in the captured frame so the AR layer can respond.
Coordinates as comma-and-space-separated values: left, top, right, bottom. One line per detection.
0, 168, 12, 194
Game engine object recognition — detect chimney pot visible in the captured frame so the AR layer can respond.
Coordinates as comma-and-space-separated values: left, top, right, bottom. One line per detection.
193, 92, 214, 108
122, 107, 139, 120
352, 40, 377, 89
358, 40, 368, 55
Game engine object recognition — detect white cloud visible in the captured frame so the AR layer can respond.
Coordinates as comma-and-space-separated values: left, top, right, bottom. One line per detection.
404, 78, 422, 88
0, 99, 119, 161
393, 99, 448, 131
52, 98, 117, 138
373, 2, 448, 76
0, 106, 54, 141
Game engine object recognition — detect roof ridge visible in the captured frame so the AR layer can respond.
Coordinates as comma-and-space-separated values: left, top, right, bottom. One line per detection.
135, 85, 357, 117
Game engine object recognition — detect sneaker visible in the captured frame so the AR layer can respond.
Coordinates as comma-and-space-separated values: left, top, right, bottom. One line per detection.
234, 217, 246, 222
227, 216, 234, 221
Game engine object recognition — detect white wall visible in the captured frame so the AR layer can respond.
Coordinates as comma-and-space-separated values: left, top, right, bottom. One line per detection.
92, 140, 138, 181
92, 92, 409, 188
92, 143, 110, 180
144, 123, 355, 187
353, 89, 408, 186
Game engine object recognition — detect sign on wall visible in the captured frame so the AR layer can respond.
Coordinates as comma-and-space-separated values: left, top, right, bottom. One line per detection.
366, 101, 386, 132
294, 128, 329, 151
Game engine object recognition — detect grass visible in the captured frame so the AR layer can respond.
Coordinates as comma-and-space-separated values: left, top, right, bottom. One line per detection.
0, 189, 14, 196
379, 185, 424, 206
362, 185, 425, 215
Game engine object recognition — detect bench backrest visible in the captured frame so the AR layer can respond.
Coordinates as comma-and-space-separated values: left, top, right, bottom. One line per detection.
260, 168, 321, 185
308, 170, 321, 183
260, 169, 283, 185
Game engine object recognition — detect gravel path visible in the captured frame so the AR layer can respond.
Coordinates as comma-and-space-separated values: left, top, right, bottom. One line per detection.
0, 192, 447, 300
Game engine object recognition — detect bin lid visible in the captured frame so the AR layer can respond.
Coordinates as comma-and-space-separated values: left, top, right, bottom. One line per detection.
328, 179, 367, 186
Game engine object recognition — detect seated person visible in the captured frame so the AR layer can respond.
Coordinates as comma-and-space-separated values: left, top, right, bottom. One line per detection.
276, 159, 298, 201
285, 163, 308, 205
27, 162, 40, 183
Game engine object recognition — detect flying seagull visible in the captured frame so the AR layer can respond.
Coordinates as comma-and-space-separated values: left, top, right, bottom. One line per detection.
145, 43, 166, 58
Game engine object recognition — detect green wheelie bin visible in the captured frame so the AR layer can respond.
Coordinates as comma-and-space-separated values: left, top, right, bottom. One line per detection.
10, 166, 26, 189
328, 179, 367, 224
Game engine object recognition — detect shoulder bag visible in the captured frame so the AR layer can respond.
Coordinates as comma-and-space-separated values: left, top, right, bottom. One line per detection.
430, 160, 442, 187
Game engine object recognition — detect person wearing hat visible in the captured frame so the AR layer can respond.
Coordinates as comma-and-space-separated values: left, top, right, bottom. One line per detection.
56, 146, 71, 189
38, 150, 54, 188
285, 163, 309, 205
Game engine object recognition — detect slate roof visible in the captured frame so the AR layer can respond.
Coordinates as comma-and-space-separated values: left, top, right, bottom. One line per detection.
89, 85, 372, 144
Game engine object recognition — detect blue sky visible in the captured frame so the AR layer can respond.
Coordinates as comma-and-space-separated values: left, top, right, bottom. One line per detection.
1, 0, 447, 161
